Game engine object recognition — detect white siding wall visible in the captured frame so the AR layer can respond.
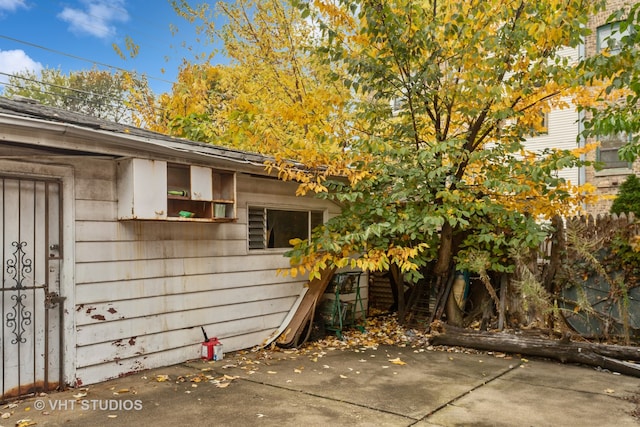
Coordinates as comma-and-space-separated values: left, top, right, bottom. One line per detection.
522, 101, 581, 185
71, 158, 345, 386
523, 45, 582, 186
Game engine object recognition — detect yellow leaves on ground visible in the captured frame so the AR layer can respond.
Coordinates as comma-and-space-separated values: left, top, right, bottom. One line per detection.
72, 391, 88, 399
388, 357, 407, 365
154, 371, 238, 389
310, 313, 429, 350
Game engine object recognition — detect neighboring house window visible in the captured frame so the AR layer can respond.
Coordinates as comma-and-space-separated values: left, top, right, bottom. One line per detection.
597, 133, 631, 169
390, 96, 404, 116
248, 207, 324, 249
597, 22, 626, 54
539, 112, 549, 134
595, 23, 631, 171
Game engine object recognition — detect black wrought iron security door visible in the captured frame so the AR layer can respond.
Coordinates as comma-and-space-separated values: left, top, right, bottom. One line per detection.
1, 176, 63, 401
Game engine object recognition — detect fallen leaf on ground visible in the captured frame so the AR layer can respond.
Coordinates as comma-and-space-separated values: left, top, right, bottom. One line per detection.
388, 358, 406, 365
155, 374, 170, 382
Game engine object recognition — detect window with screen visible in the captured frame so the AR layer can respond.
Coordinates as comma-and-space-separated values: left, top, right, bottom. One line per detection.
248, 207, 324, 250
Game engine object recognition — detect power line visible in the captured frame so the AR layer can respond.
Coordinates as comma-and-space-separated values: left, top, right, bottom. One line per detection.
0, 70, 128, 103
0, 70, 170, 126
0, 34, 174, 87
0, 73, 141, 123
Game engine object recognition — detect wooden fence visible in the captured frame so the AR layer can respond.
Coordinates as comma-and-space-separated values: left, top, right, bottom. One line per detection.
544, 212, 640, 340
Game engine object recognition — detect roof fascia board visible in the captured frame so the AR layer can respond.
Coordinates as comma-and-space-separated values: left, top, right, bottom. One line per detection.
0, 112, 273, 176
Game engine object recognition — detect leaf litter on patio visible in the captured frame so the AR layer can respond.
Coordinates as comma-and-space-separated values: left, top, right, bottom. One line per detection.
219, 313, 498, 379
0, 315, 517, 426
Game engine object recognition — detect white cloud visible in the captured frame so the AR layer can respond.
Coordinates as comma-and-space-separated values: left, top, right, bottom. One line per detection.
0, 0, 27, 12
58, 0, 129, 39
0, 49, 43, 85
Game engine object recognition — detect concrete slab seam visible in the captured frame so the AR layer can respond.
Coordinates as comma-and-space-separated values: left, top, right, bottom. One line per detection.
412, 363, 521, 425
236, 376, 420, 422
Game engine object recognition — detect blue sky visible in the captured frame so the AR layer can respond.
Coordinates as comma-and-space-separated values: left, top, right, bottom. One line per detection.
0, 0, 227, 94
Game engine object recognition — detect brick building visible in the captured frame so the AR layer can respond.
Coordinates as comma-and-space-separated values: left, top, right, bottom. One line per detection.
584, 0, 640, 215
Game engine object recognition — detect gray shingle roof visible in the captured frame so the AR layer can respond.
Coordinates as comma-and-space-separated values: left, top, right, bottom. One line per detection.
0, 96, 272, 167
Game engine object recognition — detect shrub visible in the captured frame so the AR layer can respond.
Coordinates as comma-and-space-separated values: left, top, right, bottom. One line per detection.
610, 174, 640, 217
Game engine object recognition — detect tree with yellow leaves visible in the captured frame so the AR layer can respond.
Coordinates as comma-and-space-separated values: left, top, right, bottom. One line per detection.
281, 0, 606, 324
164, 0, 615, 326
130, 62, 231, 138
159, 0, 359, 193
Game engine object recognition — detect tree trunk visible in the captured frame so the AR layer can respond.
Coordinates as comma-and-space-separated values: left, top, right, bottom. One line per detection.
432, 222, 455, 323
390, 264, 406, 321
434, 222, 453, 277
431, 323, 640, 377
497, 274, 507, 331
542, 215, 564, 293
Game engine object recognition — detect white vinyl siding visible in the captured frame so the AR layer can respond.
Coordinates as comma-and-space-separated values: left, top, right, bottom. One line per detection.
522, 45, 581, 186
522, 99, 581, 185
